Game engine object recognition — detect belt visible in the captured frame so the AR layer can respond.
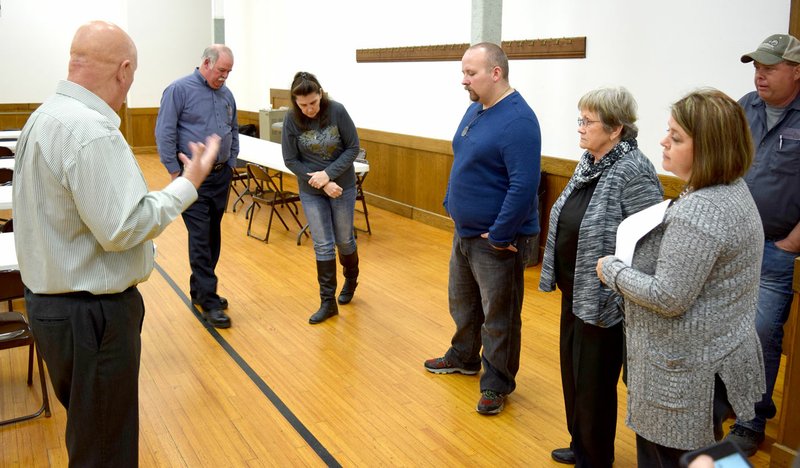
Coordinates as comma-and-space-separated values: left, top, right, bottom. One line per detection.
211, 162, 227, 172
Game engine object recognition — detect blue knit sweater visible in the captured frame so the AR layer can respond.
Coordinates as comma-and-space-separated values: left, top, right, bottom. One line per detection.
444, 91, 541, 246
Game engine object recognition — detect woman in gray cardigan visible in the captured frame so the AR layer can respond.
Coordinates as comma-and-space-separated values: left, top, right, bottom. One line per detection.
598, 89, 766, 467
539, 87, 663, 467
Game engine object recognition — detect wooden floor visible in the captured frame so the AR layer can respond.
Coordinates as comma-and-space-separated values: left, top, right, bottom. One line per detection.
0, 153, 782, 467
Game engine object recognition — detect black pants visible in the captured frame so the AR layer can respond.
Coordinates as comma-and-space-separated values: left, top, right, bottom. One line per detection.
26, 287, 144, 468
183, 166, 231, 310
560, 290, 623, 468
636, 375, 733, 468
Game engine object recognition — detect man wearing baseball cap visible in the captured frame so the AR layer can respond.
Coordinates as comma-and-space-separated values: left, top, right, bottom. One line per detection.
726, 33, 800, 457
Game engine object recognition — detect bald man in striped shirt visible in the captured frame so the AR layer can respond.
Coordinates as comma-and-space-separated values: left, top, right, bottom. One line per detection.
13, 21, 219, 467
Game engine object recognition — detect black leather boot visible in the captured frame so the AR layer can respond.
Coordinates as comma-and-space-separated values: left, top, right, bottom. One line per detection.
337, 250, 359, 305
309, 259, 339, 324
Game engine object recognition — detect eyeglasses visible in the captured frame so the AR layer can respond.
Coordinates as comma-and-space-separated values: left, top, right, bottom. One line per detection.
577, 118, 601, 128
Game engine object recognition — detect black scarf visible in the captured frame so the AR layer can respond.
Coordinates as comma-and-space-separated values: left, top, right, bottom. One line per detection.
572, 139, 638, 189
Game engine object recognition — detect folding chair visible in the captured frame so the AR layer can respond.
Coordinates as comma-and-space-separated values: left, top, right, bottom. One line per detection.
0, 170, 10, 224
0, 270, 52, 426
354, 148, 371, 236
229, 165, 250, 212
245, 163, 307, 243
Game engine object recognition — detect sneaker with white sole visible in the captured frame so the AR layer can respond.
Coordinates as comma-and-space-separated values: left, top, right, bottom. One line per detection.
476, 390, 506, 415
423, 356, 480, 375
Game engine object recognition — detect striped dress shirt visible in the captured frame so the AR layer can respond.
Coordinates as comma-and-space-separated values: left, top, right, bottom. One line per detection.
13, 80, 197, 294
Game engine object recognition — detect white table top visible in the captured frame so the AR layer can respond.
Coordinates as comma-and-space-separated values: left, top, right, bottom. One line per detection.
0, 158, 14, 170
237, 135, 368, 175
0, 232, 17, 271
0, 185, 11, 210
0, 130, 20, 154
0, 140, 16, 153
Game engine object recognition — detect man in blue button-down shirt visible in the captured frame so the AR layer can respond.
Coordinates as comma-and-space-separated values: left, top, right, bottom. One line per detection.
156, 45, 239, 328
725, 33, 800, 457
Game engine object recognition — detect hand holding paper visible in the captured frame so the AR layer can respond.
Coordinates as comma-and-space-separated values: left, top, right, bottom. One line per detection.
613, 199, 671, 266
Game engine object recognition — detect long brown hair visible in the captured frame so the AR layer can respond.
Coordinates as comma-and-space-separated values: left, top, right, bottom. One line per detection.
671, 88, 753, 190
289, 71, 330, 130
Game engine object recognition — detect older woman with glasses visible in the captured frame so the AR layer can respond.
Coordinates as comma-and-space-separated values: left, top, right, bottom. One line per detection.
597, 89, 766, 467
540, 87, 663, 467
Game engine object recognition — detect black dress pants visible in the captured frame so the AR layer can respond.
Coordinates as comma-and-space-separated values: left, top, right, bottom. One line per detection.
182, 166, 231, 310
635, 375, 734, 468
560, 290, 623, 468
26, 286, 145, 468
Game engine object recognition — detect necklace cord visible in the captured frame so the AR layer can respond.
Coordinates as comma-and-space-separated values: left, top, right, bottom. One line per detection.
461, 85, 513, 137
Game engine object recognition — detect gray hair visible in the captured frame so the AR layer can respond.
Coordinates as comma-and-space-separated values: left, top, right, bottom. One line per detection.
578, 87, 638, 140
202, 45, 233, 66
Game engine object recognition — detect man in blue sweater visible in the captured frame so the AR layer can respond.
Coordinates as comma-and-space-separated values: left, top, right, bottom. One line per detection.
425, 42, 542, 415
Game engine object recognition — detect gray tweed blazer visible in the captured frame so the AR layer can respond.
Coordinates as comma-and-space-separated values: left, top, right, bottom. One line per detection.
601, 178, 766, 450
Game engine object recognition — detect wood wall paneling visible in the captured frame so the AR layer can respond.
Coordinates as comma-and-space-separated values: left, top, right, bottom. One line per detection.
128, 107, 158, 152
126, 108, 260, 154
270, 88, 292, 110
0, 103, 39, 130
771, 257, 800, 467
238, 110, 259, 129
357, 128, 454, 228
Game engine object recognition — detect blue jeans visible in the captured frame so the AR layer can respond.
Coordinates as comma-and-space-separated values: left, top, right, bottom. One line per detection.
300, 186, 357, 261
444, 233, 535, 395
736, 241, 797, 433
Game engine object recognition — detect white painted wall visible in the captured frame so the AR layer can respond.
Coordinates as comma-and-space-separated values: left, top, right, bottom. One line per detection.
0, 0, 126, 102
0, 0, 210, 107
499, 0, 789, 169
125, 0, 212, 107
1, 0, 791, 172
223, 0, 790, 172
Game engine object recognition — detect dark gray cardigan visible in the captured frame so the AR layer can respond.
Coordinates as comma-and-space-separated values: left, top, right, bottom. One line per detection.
539, 148, 663, 327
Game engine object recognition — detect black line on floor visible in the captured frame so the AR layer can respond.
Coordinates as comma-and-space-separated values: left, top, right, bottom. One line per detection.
154, 262, 341, 468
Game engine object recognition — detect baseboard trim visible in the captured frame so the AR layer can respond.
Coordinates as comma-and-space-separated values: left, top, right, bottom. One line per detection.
365, 193, 453, 231
132, 145, 158, 155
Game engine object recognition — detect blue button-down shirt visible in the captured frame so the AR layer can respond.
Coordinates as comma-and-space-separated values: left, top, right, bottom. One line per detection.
740, 90, 800, 240
156, 68, 239, 174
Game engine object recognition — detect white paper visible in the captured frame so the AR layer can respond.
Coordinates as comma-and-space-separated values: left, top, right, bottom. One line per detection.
614, 199, 671, 266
